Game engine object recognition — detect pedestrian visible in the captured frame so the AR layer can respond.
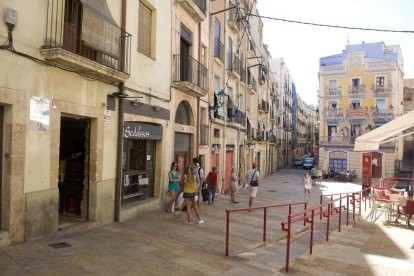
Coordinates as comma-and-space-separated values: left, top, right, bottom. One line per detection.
230, 167, 239, 204
310, 166, 317, 186
302, 173, 312, 198
206, 166, 218, 204
395, 190, 413, 226
247, 163, 259, 209
316, 166, 323, 185
182, 166, 204, 225
192, 157, 204, 209
166, 162, 181, 213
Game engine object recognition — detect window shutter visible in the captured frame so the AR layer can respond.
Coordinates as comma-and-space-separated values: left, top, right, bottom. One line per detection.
138, 2, 151, 56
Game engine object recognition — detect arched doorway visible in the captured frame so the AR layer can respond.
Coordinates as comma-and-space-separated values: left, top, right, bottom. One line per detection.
174, 101, 193, 180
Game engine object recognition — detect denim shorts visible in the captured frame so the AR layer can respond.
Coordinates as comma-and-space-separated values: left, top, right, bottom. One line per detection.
183, 192, 196, 199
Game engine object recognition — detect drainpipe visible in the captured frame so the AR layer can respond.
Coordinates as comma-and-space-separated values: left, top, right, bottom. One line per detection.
114, 83, 124, 222
114, 0, 127, 222
196, 22, 201, 157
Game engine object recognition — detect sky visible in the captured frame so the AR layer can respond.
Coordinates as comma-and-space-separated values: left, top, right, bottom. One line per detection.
256, 0, 414, 106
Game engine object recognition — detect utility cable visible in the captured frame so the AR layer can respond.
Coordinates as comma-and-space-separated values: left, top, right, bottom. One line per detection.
248, 13, 414, 34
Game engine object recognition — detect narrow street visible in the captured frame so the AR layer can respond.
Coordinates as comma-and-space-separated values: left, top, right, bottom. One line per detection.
1, 169, 412, 275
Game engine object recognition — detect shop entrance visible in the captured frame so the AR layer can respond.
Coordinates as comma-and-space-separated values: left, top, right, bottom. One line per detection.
58, 116, 90, 228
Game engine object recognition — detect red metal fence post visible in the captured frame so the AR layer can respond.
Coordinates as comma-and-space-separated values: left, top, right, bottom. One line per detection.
338, 194, 342, 232
326, 203, 331, 241
303, 203, 307, 226
285, 215, 291, 273
263, 207, 267, 242
320, 195, 323, 219
226, 210, 230, 256
346, 194, 349, 226
310, 209, 315, 254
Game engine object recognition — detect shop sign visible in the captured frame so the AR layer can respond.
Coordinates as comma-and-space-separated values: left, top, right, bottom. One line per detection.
124, 122, 162, 140
329, 151, 347, 159
29, 96, 49, 131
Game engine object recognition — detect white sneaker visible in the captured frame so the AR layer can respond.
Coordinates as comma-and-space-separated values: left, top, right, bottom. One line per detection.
185, 221, 191, 225
198, 220, 205, 224
174, 211, 181, 216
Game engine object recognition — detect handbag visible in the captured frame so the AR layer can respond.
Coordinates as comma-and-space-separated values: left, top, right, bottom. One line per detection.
202, 186, 209, 202
250, 170, 258, 186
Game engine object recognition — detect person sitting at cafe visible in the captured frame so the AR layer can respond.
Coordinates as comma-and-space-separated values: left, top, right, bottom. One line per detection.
395, 190, 413, 226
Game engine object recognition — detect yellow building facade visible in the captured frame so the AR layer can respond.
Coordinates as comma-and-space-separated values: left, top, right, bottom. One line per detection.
318, 42, 404, 184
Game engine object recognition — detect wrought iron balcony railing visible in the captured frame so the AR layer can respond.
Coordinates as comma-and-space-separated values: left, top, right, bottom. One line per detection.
41, 0, 131, 83
227, 52, 240, 75
326, 86, 342, 97
347, 84, 367, 97
172, 54, 208, 97
371, 83, 393, 96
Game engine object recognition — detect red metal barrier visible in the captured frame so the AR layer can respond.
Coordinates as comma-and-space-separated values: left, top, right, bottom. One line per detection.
225, 202, 307, 257
283, 194, 356, 273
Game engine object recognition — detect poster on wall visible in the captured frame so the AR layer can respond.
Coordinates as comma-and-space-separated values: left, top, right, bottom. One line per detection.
329, 151, 347, 173
29, 96, 50, 131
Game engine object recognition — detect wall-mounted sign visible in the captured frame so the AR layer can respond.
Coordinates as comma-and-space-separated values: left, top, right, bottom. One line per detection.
329, 151, 347, 159
104, 110, 112, 125
124, 122, 162, 140
29, 96, 49, 131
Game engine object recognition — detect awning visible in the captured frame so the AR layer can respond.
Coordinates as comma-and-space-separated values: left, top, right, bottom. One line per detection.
354, 110, 414, 151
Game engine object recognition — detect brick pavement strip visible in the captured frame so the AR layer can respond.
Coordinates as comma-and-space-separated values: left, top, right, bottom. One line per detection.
0, 169, 413, 275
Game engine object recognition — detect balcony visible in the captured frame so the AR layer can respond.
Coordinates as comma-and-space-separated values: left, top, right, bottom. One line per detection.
228, 109, 246, 126
319, 64, 346, 75
366, 60, 395, 72
325, 86, 342, 98
247, 78, 257, 94
172, 54, 208, 97
347, 84, 367, 98
227, 52, 240, 78
177, 0, 206, 22
258, 101, 265, 113
320, 135, 395, 148
372, 108, 395, 126
41, 0, 131, 84
240, 63, 246, 83
372, 83, 393, 97
214, 38, 225, 63
227, 7, 239, 32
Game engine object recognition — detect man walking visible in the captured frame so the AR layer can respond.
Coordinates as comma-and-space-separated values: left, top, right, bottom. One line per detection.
247, 163, 259, 209
192, 157, 204, 209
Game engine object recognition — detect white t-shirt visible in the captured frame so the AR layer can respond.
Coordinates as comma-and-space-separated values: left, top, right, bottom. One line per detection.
247, 169, 259, 185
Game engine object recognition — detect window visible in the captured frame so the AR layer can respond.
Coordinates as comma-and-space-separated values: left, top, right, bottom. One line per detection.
214, 75, 224, 117
351, 78, 360, 88
328, 101, 337, 109
214, 18, 220, 39
122, 139, 156, 203
376, 76, 385, 87
248, 39, 255, 53
376, 98, 387, 114
328, 79, 337, 94
201, 45, 207, 66
351, 100, 361, 109
138, 1, 152, 57
214, 128, 220, 138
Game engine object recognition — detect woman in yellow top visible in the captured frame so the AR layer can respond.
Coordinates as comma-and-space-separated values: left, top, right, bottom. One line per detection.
183, 166, 204, 225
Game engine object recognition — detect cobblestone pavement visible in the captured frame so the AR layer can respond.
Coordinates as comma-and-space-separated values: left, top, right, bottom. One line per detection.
0, 168, 413, 275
